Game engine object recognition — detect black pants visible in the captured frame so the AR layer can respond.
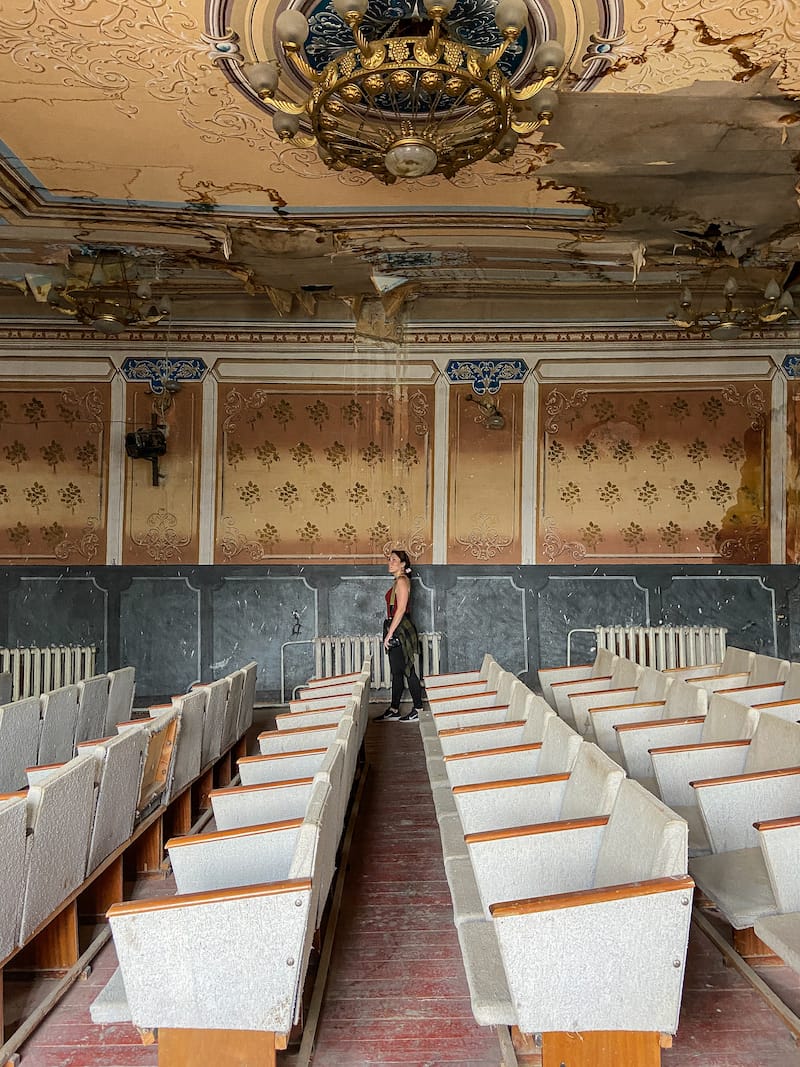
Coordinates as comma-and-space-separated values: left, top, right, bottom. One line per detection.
388, 643, 423, 709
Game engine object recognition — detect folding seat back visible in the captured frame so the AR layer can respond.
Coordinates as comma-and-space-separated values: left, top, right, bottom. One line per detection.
494, 670, 517, 705
0, 792, 28, 962
520, 693, 556, 742
75, 675, 110, 746
744, 713, 800, 773
211, 776, 314, 831
0, 696, 41, 792
609, 658, 644, 690
19, 754, 97, 942
169, 689, 207, 797
239, 748, 329, 786
134, 708, 180, 818
757, 820, 800, 913
701, 693, 759, 743
663, 677, 708, 717
536, 715, 583, 776
749, 654, 789, 686
594, 779, 688, 889
559, 742, 626, 821
719, 647, 756, 675
196, 676, 229, 768
221, 669, 245, 753
593, 647, 617, 676
38, 684, 80, 765
635, 667, 671, 703
779, 662, 800, 701
105, 667, 136, 735
169, 820, 304, 895
0, 671, 11, 705
79, 728, 148, 874
237, 661, 258, 737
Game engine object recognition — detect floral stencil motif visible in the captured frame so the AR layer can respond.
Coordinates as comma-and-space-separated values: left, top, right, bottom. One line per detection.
722, 438, 745, 465
560, 481, 582, 510
674, 480, 698, 509
547, 440, 566, 466
237, 481, 261, 509
636, 481, 660, 511
741, 485, 762, 508
383, 486, 409, 511
630, 398, 652, 432
669, 397, 690, 422
306, 400, 329, 429
256, 441, 280, 468
24, 482, 48, 513
686, 438, 710, 468
598, 482, 621, 509
708, 480, 732, 506
577, 440, 599, 467
649, 439, 673, 469
75, 441, 98, 471
659, 521, 683, 550
697, 521, 720, 548
591, 398, 616, 423
621, 522, 645, 551
360, 442, 384, 467
41, 522, 66, 549
290, 442, 314, 469
256, 523, 279, 547
369, 521, 391, 546
0, 400, 8, 426
270, 399, 295, 428
347, 482, 370, 508
701, 396, 725, 425
342, 399, 363, 427
313, 482, 336, 510
298, 522, 319, 544
0, 485, 8, 505
335, 523, 357, 546
8, 522, 30, 548
275, 482, 299, 510
23, 397, 46, 428
395, 443, 419, 471
379, 406, 394, 427
227, 441, 245, 468
579, 521, 603, 550
58, 482, 84, 513
611, 439, 634, 468
4, 440, 28, 471
56, 400, 80, 424
324, 441, 347, 469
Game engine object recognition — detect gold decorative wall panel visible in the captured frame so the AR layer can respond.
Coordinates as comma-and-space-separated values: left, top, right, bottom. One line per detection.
0, 383, 109, 564
447, 384, 522, 563
216, 384, 434, 563
122, 384, 202, 564
538, 382, 769, 564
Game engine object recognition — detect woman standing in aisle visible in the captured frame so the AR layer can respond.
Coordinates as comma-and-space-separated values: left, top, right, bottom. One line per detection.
375, 549, 424, 722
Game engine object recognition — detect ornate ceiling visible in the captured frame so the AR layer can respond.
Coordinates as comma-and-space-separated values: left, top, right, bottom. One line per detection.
0, 0, 799, 333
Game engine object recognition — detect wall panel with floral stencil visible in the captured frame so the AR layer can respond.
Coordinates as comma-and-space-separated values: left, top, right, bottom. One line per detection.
0, 383, 109, 564
447, 383, 522, 563
538, 382, 769, 564
216, 384, 434, 563
122, 383, 202, 564
786, 380, 800, 563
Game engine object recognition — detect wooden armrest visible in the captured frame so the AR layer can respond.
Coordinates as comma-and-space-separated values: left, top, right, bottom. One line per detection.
582, 687, 638, 704
755, 815, 800, 831
210, 777, 314, 798
438, 720, 525, 738
240, 749, 327, 764
615, 715, 703, 734
649, 739, 750, 757
590, 699, 665, 716
454, 773, 567, 795
307, 671, 360, 684
691, 765, 800, 789
257, 724, 336, 739
721, 681, 784, 695
0, 791, 28, 800
686, 671, 747, 682
444, 742, 542, 763
551, 675, 613, 691
115, 718, 147, 728
753, 698, 800, 711
427, 679, 488, 691
26, 761, 65, 772
77, 737, 114, 748
278, 703, 348, 716
167, 818, 303, 849
489, 875, 695, 917
429, 691, 498, 707
466, 814, 607, 845
108, 878, 313, 917
539, 663, 593, 675
433, 703, 508, 719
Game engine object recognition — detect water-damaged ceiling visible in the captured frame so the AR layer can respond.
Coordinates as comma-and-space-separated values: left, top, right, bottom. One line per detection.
0, 0, 798, 332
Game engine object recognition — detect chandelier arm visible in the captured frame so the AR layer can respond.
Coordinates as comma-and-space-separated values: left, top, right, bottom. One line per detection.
510, 118, 545, 136
481, 30, 519, 74
283, 47, 323, 83
287, 133, 318, 148
424, 15, 444, 55
266, 95, 308, 116
344, 13, 374, 58
511, 72, 556, 103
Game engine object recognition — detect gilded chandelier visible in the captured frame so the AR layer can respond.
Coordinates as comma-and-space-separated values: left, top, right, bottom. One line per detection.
666, 275, 795, 340
243, 0, 567, 181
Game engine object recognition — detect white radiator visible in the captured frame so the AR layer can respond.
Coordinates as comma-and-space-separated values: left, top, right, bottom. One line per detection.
0, 644, 97, 701
593, 626, 728, 670
313, 633, 442, 689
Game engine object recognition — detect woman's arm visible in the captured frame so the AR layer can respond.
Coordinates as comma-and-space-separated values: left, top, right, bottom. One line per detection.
384, 576, 410, 647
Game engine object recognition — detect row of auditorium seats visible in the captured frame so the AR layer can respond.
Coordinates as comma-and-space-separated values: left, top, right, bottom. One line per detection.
0, 666, 136, 792
420, 655, 693, 1065
538, 645, 800, 976
105, 665, 370, 1065
0, 662, 256, 972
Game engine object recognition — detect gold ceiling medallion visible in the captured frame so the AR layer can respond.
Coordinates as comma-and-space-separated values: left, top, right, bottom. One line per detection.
241, 0, 566, 182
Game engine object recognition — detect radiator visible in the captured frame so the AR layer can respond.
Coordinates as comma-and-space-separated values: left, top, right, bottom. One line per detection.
313, 633, 442, 689
593, 626, 728, 670
0, 644, 97, 701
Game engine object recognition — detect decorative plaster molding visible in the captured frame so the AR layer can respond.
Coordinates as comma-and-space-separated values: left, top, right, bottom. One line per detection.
121, 356, 208, 393
445, 358, 529, 394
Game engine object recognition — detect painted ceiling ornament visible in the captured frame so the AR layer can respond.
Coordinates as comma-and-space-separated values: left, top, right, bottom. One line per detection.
445, 357, 528, 394
121, 356, 208, 395
210, 0, 623, 181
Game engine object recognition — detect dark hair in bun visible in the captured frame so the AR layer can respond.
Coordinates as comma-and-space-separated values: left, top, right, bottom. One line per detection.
391, 548, 413, 576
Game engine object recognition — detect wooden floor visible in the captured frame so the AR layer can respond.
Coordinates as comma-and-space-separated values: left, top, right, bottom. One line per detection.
10, 711, 800, 1067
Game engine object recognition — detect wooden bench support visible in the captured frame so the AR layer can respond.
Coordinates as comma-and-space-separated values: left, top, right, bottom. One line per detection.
11, 901, 79, 974
79, 856, 124, 923
158, 1027, 276, 1067
127, 816, 166, 877
541, 1030, 661, 1067
195, 767, 214, 811
732, 927, 783, 966
165, 789, 192, 840
216, 752, 232, 788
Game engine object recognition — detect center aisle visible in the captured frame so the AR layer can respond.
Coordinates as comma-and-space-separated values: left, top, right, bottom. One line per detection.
310, 715, 503, 1067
